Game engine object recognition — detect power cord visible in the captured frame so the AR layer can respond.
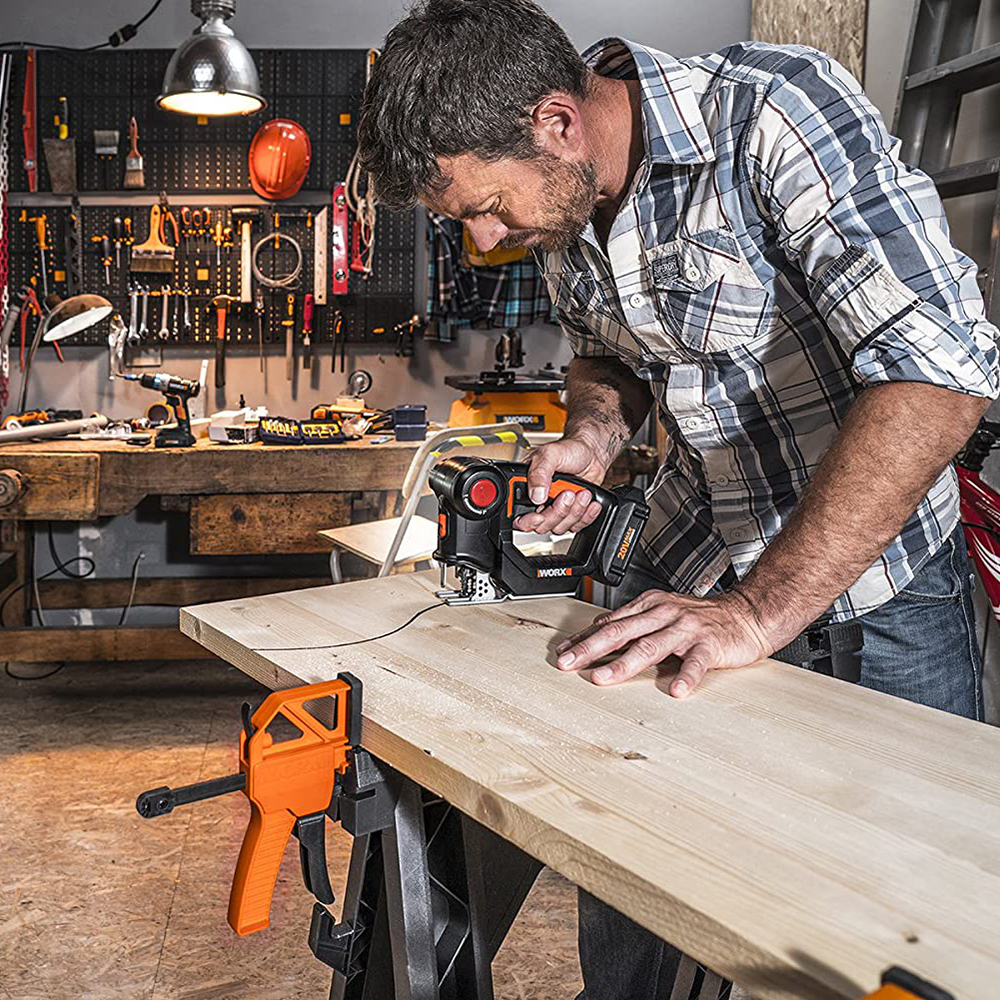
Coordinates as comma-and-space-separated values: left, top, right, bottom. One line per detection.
118, 552, 145, 627
0, 0, 165, 51
251, 602, 445, 652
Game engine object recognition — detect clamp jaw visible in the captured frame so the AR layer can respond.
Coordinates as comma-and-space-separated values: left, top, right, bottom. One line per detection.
430, 456, 650, 604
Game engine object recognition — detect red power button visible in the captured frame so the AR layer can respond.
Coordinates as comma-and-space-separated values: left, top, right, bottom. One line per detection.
468, 478, 498, 509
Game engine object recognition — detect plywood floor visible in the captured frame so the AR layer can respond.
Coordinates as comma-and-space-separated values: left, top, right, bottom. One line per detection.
0, 659, 582, 1000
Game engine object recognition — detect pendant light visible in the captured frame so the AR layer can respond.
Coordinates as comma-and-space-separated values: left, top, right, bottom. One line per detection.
157, 0, 265, 117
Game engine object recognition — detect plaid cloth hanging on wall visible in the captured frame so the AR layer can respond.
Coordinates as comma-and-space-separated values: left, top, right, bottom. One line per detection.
426, 214, 554, 330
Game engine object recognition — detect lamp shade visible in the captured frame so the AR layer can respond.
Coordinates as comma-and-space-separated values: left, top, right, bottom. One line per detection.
43, 295, 114, 342
157, 0, 265, 117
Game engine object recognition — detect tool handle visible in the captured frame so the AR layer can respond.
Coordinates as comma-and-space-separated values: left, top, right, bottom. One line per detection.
303, 293, 314, 332
228, 805, 297, 935
57, 97, 68, 140
34, 215, 47, 251
128, 115, 139, 156
215, 307, 227, 388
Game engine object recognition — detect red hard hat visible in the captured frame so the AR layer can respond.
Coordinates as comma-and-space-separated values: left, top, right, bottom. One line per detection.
248, 119, 312, 200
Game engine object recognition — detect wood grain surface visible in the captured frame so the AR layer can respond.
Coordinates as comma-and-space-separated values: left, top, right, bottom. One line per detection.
0, 437, 418, 520
180, 572, 1000, 1000
751, 0, 867, 83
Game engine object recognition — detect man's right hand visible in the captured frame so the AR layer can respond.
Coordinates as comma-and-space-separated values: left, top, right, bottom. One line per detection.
513, 435, 610, 535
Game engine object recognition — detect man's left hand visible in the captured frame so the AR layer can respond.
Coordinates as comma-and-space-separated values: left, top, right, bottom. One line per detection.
555, 589, 774, 698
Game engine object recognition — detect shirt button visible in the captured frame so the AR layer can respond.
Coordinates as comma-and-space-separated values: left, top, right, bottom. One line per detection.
683, 417, 702, 431
730, 528, 748, 541
666, 353, 682, 364
628, 293, 645, 309
711, 475, 730, 487
684, 266, 701, 282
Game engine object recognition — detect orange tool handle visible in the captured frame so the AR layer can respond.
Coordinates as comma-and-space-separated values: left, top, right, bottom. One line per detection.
228, 807, 297, 935
227, 677, 356, 936
34, 215, 47, 251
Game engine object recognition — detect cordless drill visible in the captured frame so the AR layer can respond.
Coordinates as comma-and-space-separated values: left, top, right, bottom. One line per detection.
119, 372, 200, 448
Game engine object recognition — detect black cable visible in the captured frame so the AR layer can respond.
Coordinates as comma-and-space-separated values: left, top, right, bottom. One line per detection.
251, 602, 446, 653
0, 0, 165, 52
4, 661, 64, 680
0, 556, 95, 626
48, 523, 93, 578
962, 522, 1000, 545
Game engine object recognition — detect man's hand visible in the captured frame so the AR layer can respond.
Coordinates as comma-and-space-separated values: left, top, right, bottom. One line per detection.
555, 589, 774, 698
513, 434, 610, 535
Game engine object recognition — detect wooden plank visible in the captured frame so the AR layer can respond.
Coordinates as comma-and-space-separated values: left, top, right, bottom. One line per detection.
181, 573, 1000, 1000
0, 523, 28, 626
318, 516, 439, 565
0, 454, 99, 519
1, 625, 210, 661
36, 575, 327, 609
751, 0, 867, 84
189, 493, 353, 555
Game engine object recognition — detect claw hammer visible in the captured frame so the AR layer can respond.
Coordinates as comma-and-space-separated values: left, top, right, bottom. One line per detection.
211, 294, 237, 388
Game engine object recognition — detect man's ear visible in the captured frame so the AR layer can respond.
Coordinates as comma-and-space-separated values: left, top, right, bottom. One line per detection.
532, 94, 584, 157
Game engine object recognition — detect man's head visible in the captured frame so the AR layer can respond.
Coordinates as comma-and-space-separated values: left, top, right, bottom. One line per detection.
358, 0, 600, 253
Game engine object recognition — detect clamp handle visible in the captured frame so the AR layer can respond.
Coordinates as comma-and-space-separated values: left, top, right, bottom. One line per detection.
227, 674, 361, 936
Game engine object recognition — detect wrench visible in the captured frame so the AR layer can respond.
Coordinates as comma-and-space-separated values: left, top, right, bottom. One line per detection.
184, 287, 191, 330
139, 286, 149, 339
128, 285, 139, 342
158, 287, 171, 341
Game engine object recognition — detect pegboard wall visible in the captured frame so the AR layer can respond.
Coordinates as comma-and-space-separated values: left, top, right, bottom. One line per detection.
6, 47, 417, 353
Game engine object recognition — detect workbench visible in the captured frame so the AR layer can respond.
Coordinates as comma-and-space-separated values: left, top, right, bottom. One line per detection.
0, 436, 418, 662
179, 571, 1000, 1000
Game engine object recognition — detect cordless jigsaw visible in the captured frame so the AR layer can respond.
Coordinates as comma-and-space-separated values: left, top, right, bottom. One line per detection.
430, 456, 650, 604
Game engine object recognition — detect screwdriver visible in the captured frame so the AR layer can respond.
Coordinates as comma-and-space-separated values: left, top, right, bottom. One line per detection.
214, 219, 223, 275
32, 214, 49, 297
113, 216, 123, 268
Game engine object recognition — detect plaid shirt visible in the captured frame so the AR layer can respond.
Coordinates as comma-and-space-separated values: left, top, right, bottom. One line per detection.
543, 38, 1000, 620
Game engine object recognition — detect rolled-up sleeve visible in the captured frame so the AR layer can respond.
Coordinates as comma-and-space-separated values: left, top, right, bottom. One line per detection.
749, 48, 1000, 398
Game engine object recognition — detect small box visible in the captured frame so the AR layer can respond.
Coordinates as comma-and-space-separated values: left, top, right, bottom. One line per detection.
393, 404, 427, 441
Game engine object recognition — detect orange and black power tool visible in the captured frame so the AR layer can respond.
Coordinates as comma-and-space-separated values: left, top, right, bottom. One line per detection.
136, 675, 362, 936
430, 456, 650, 605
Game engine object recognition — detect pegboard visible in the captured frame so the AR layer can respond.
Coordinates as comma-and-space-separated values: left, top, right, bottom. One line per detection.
5, 48, 417, 351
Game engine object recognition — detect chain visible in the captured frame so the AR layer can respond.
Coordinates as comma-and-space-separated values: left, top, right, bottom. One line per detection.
0, 54, 11, 412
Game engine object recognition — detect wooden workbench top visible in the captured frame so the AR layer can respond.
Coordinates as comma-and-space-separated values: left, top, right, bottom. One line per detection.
181, 572, 1000, 1000
0, 435, 419, 520
0, 434, 418, 455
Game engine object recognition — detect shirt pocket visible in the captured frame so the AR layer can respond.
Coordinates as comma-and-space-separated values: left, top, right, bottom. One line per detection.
649, 229, 774, 353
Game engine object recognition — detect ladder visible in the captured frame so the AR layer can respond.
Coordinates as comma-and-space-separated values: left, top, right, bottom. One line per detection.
893, 0, 1000, 318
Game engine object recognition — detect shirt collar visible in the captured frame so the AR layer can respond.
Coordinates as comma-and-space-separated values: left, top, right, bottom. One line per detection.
581, 37, 716, 167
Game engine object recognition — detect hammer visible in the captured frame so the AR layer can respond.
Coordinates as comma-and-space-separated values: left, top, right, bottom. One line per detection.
211, 295, 237, 388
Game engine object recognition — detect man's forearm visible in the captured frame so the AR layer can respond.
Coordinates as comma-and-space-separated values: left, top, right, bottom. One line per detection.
733, 382, 990, 646
563, 356, 653, 468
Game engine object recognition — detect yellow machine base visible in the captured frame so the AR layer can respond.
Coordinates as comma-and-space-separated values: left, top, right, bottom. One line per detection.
448, 392, 566, 433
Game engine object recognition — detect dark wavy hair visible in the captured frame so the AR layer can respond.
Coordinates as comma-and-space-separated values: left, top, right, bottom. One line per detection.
358, 0, 589, 210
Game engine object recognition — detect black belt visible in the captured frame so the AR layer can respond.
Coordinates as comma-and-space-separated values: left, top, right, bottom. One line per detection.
772, 618, 864, 683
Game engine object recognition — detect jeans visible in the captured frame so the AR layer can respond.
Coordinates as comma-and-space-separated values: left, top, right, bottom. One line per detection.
576, 527, 983, 1000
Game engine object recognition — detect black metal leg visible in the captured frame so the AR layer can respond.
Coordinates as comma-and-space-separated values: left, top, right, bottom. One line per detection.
325, 766, 542, 1000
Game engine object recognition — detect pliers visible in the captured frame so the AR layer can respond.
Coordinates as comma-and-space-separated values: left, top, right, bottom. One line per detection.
158, 191, 180, 246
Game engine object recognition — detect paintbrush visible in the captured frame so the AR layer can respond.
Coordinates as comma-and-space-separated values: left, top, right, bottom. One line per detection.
131, 204, 175, 274
124, 116, 144, 189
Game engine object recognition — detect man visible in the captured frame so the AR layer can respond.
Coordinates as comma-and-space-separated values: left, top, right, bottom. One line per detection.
358, 2, 998, 997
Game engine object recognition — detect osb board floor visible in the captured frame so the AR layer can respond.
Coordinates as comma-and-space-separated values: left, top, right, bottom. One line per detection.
0, 659, 581, 1000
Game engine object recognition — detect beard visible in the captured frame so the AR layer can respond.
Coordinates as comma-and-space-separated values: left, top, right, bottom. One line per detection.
495, 155, 598, 253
